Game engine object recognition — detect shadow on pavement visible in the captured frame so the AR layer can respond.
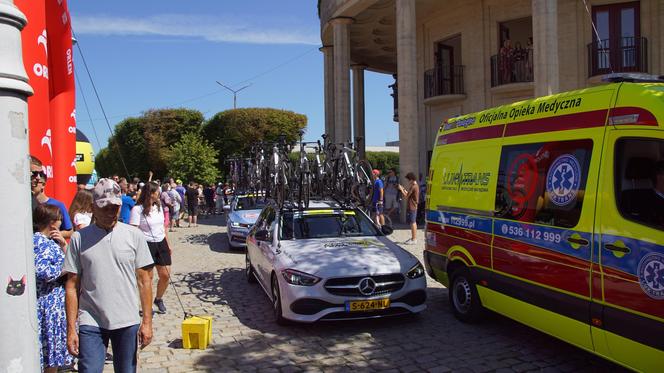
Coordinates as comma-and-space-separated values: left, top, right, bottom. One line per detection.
170, 267, 626, 372
195, 213, 226, 227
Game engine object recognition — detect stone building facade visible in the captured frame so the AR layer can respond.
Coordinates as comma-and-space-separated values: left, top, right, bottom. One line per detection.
319, 0, 664, 179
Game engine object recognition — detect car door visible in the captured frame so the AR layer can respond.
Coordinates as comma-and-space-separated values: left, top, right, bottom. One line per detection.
592, 130, 664, 371
255, 207, 276, 288
247, 208, 269, 285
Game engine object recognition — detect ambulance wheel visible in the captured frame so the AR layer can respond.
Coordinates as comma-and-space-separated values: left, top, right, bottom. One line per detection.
449, 267, 483, 323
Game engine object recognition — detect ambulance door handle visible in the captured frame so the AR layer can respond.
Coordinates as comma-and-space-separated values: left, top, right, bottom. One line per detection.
604, 243, 630, 254
566, 237, 589, 246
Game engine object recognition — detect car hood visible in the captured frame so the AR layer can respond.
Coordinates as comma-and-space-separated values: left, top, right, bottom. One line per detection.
279, 236, 418, 278
228, 209, 261, 224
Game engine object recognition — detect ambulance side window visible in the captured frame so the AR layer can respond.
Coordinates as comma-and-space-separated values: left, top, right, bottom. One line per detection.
614, 138, 664, 231
494, 139, 593, 228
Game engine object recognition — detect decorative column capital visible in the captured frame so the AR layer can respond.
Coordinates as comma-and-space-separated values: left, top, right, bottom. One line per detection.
329, 16, 354, 26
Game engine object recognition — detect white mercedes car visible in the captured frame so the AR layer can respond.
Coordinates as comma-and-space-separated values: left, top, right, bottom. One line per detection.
224, 194, 266, 248
245, 200, 427, 324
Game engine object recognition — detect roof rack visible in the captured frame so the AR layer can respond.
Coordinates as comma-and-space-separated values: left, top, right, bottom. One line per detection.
602, 73, 664, 83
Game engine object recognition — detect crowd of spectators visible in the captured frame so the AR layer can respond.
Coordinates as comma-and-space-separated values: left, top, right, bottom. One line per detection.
29, 155, 234, 372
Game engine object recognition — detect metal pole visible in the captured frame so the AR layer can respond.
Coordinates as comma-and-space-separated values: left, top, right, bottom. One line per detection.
0, 1, 41, 371
216, 81, 251, 110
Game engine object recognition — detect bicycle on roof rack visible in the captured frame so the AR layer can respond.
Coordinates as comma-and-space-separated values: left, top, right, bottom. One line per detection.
269, 135, 294, 209
245, 132, 374, 211
248, 142, 269, 198
324, 138, 373, 209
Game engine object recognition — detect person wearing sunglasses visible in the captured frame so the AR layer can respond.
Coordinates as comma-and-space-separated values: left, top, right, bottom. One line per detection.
31, 155, 74, 239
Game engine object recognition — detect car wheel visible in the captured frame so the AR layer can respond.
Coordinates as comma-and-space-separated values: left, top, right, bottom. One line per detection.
245, 253, 257, 284
449, 267, 483, 323
271, 275, 287, 325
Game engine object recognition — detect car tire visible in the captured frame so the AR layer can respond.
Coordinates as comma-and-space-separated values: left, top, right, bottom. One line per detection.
271, 275, 287, 325
449, 267, 483, 323
245, 253, 257, 284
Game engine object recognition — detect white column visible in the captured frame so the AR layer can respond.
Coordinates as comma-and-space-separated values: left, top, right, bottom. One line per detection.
396, 0, 419, 184
0, 1, 40, 371
320, 46, 335, 141
351, 64, 366, 159
532, 0, 559, 96
331, 17, 353, 144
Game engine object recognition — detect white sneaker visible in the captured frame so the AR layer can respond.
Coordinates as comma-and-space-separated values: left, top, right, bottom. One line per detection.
403, 239, 418, 245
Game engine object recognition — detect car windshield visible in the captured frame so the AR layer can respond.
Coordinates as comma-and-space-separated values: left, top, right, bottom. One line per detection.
280, 210, 380, 240
235, 197, 266, 211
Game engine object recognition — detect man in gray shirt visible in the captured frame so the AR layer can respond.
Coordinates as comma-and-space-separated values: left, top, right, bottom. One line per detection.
64, 178, 154, 372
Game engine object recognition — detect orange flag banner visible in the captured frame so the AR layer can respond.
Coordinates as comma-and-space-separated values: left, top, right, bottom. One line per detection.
16, 0, 54, 196
46, 0, 77, 206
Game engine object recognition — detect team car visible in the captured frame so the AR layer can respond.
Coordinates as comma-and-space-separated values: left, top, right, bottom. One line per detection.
224, 194, 266, 248
245, 200, 427, 324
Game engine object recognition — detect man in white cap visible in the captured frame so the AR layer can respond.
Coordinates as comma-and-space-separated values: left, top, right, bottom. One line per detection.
64, 178, 154, 372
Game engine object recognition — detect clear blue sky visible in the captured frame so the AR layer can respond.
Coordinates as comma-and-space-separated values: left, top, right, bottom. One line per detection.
69, 0, 399, 152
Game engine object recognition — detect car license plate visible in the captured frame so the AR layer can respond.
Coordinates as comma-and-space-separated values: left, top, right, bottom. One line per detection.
345, 298, 390, 312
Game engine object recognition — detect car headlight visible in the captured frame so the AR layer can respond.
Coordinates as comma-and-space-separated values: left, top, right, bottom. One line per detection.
230, 221, 241, 228
281, 269, 321, 286
406, 262, 425, 279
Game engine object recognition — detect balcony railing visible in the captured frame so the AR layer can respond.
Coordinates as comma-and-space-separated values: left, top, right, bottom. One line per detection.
424, 65, 465, 99
490, 48, 534, 87
587, 37, 648, 77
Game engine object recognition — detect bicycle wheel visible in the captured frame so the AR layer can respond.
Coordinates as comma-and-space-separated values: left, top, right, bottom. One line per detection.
383, 213, 393, 228
275, 175, 285, 208
356, 159, 374, 208
301, 172, 311, 208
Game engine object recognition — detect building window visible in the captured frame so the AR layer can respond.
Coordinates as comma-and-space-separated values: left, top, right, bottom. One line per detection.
491, 17, 533, 87
424, 35, 464, 98
588, 1, 646, 76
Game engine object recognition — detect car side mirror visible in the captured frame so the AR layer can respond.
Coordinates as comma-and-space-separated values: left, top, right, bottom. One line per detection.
381, 225, 394, 236
255, 229, 270, 241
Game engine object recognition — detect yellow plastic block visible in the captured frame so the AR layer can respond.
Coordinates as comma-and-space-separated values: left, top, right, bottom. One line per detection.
181, 315, 213, 349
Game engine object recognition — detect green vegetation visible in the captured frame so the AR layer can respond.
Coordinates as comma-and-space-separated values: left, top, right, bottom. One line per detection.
366, 151, 400, 175
202, 108, 307, 173
94, 108, 205, 179
95, 107, 307, 182
166, 133, 220, 185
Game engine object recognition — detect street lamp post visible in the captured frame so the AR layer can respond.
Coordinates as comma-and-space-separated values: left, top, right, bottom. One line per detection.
216, 81, 251, 110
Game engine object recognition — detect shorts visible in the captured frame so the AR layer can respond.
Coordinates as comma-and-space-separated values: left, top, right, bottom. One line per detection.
187, 203, 198, 216
147, 239, 172, 266
371, 202, 384, 214
384, 194, 398, 210
407, 210, 417, 224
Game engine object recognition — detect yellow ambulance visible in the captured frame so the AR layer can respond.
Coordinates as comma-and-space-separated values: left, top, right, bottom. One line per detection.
424, 76, 664, 372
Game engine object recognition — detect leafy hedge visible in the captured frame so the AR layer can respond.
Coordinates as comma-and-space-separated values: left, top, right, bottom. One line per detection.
365, 152, 399, 175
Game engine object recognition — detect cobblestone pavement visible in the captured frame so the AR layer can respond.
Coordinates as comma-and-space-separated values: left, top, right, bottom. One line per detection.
105, 214, 627, 372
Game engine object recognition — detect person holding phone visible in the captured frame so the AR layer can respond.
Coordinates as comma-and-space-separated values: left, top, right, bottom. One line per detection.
398, 172, 420, 245
33, 204, 74, 372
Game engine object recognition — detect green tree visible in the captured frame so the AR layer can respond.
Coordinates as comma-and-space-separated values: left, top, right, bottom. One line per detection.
94, 108, 205, 179
166, 133, 220, 185
94, 147, 121, 178
202, 108, 307, 173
